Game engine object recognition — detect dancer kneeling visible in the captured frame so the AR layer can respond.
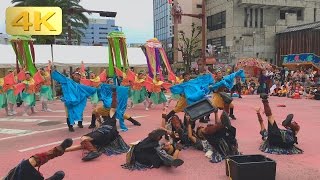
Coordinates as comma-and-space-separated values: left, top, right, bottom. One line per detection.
4, 138, 73, 180
122, 129, 184, 170
195, 111, 240, 163
256, 93, 303, 154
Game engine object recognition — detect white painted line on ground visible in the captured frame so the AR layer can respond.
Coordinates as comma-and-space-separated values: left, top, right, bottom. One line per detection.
0, 128, 34, 135
61, 115, 149, 125
19, 137, 81, 152
0, 122, 91, 142
0, 118, 49, 123
18, 116, 91, 118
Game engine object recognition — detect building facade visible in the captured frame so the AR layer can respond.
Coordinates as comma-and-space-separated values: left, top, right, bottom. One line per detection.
80, 18, 121, 46
153, 0, 203, 64
206, 0, 320, 64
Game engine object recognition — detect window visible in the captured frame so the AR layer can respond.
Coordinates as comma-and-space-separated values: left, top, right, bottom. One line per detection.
255, 9, 258, 27
315, 8, 317, 22
207, 36, 226, 47
207, 11, 226, 31
197, 4, 202, 8
260, 9, 264, 27
250, 8, 253, 27
297, 10, 303, 20
244, 8, 248, 27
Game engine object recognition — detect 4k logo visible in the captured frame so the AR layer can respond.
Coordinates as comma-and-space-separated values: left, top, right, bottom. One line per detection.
6, 7, 62, 35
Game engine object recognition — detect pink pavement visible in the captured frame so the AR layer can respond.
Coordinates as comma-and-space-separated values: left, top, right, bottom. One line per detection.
0, 95, 320, 179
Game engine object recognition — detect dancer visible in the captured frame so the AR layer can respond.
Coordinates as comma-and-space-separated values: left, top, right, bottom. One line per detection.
164, 73, 190, 121
166, 73, 184, 107
22, 71, 37, 116
195, 111, 240, 163
52, 70, 96, 132
39, 67, 53, 112
230, 76, 242, 98
122, 129, 184, 170
131, 71, 149, 110
4, 138, 73, 180
149, 73, 168, 109
65, 114, 129, 161
0, 78, 9, 115
4, 70, 17, 116
88, 71, 102, 109
211, 70, 237, 120
256, 93, 303, 154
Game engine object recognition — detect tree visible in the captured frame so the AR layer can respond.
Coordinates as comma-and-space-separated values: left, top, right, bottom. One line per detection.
177, 23, 201, 72
12, 0, 88, 44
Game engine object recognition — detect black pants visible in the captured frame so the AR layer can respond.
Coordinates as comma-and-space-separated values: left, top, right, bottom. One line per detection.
267, 122, 293, 148
4, 160, 44, 180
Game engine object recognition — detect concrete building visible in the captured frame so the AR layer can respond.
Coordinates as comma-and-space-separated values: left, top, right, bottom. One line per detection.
206, 0, 320, 64
80, 18, 122, 46
153, 0, 203, 64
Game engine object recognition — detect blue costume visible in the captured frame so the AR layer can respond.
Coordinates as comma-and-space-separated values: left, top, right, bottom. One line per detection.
170, 74, 214, 105
98, 84, 129, 131
210, 70, 246, 91
52, 71, 96, 125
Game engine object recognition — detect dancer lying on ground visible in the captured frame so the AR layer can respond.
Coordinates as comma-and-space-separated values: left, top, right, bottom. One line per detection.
65, 91, 129, 161
4, 138, 73, 180
195, 111, 240, 163
122, 129, 184, 170
256, 93, 303, 154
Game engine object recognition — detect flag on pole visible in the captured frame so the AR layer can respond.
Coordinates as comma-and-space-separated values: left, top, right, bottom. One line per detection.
33, 71, 44, 85
127, 69, 136, 82
115, 67, 124, 77
17, 70, 26, 81
14, 83, 26, 95
99, 70, 107, 82
4, 72, 16, 85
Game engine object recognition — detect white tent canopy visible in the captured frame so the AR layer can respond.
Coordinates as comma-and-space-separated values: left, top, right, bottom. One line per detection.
0, 44, 147, 68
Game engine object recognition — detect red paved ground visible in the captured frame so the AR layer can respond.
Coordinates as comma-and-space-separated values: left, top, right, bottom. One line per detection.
0, 96, 320, 179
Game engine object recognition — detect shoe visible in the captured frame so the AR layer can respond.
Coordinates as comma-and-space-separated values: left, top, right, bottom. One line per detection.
46, 109, 53, 112
46, 171, 65, 180
12, 111, 17, 115
60, 138, 73, 150
221, 111, 231, 129
171, 159, 184, 167
78, 122, 84, 128
131, 120, 141, 126
68, 126, 75, 132
219, 92, 233, 104
260, 93, 268, 100
82, 151, 101, 161
22, 113, 29, 117
88, 124, 96, 129
8, 112, 14, 116
145, 107, 149, 111
282, 114, 294, 127
229, 114, 237, 120
239, 96, 242, 98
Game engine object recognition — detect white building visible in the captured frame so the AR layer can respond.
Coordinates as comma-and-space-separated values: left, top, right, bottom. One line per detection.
0, 33, 10, 44
80, 18, 122, 46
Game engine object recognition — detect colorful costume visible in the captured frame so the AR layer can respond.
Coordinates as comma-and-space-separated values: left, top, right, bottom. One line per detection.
89, 76, 101, 106
0, 78, 8, 111
149, 79, 167, 105
22, 78, 37, 115
40, 71, 53, 111
131, 77, 147, 105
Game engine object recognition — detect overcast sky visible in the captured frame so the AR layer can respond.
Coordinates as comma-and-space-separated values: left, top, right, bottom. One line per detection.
0, 0, 154, 43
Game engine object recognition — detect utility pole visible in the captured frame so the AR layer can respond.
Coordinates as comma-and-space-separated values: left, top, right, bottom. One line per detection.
171, 0, 206, 68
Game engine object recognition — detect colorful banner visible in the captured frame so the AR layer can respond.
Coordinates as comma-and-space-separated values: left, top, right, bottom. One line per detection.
107, 31, 129, 77
282, 53, 320, 68
143, 38, 174, 79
